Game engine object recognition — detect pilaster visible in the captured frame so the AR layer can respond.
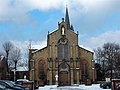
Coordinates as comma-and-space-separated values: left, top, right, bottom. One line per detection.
49, 70, 52, 85
71, 69, 73, 85
77, 70, 79, 84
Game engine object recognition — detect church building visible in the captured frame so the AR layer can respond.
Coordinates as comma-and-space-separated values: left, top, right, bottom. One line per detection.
29, 8, 95, 86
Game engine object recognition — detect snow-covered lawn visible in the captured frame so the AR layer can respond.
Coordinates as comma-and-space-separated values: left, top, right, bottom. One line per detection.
37, 84, 111, 90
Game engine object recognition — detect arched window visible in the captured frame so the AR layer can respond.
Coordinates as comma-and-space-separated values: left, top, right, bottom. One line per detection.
58, 43, 63, 60
38, 60, 46, 80
57, 38, 69, 60
64, 43, 69, 60
81, 60, 89, 81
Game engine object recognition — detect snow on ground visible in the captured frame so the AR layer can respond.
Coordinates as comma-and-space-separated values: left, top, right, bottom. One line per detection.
37, 84, 111, 90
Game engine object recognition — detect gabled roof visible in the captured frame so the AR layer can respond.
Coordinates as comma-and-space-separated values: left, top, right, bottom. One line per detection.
32, 46, 47, 54
30, 43, 47, 54
79, 45, 94, 53
31, 45, 45, 50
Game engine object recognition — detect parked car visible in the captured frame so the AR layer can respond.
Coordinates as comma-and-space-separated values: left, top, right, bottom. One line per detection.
0, 84, 6, 90
16, 79, 29, 85
0, 80, 24, 90
16, 79, 39, 89
6, 80, 30, 90
100, 81, 111, 89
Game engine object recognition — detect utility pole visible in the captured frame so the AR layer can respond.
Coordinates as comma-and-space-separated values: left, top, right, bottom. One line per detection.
102, 60, 105, 80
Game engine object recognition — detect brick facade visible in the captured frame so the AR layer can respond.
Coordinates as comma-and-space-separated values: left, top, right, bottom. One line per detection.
29, 8, 94, 86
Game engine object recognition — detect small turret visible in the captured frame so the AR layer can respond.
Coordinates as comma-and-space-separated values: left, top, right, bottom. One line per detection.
70, 25, 74, 31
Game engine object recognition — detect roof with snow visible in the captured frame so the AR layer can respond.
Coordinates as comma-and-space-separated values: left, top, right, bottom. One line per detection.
0, 55, 5, 61
31, 44, 94, 54
31, 45, 46, 50
79, 45, 94, 53
16, 67, 28, 71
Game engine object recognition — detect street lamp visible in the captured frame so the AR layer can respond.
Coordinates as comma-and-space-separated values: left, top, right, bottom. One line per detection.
30, 59, 35, 82
31, 69, 35, 81
92, 60, 95, 82
31, 69, 35, 90
92, 68, 95, 83
13, 69, 16, 82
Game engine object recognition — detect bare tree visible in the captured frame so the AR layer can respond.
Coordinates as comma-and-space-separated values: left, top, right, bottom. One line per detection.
10, 48, 21, 70
2, 41, 14, 79
9, 47, 21, 81
19, 41, 31, 70
95, 42, 120, 79
3, 41, 13, 61
94, 47, 103, 64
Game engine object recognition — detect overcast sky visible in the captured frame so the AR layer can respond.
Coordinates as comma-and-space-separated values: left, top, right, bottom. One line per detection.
0, 0, 120, 52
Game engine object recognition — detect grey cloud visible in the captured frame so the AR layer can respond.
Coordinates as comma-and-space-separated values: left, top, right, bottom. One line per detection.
0, 0, 120, 24
81, 30, 120, 49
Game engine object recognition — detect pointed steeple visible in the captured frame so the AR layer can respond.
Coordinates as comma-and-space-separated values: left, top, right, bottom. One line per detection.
65, 7, 70, 30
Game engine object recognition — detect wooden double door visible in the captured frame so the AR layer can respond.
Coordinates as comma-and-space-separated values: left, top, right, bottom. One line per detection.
59, 71, 70, 86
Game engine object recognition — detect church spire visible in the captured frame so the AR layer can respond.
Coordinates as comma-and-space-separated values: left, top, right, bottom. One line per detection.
65, 6, 70, 30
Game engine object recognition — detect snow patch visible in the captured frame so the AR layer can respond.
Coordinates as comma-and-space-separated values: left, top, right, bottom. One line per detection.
37, 84, 110, 90
79, 45, 94, 53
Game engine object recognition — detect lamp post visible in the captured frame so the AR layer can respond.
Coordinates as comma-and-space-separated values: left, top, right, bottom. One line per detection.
31, 69, 34, 90
31, 69, 35, 81
92, 68, 95, 82
30, 59, 35, 82
92, 60, 95, 82
13, 69, 16, 82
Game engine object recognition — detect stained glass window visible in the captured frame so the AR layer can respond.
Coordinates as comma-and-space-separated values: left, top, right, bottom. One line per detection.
57, 38, 69, 61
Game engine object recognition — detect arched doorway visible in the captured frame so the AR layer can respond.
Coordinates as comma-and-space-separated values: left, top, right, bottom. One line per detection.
58, 62, 70, 86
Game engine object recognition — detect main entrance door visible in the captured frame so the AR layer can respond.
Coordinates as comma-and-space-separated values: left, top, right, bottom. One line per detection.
59, 71, 69, 85
58, 62, 70, 86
